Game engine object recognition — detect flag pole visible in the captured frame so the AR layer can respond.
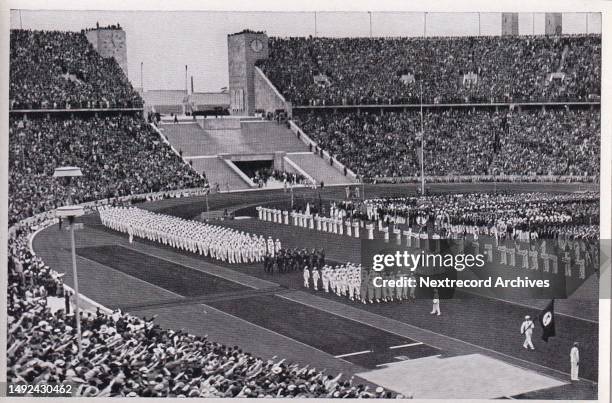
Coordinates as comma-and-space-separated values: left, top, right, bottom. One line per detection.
420, 81, 425, 195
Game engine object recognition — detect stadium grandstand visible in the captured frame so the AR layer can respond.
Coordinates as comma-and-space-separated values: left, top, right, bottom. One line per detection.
7, 12, 602, 400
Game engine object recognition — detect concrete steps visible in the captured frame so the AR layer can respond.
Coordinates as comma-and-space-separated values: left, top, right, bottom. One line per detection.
286, 152, 356, 185
189, 157, 251, 191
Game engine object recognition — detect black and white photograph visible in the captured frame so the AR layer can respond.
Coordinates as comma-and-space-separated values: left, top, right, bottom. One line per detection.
2, 1, 610, 401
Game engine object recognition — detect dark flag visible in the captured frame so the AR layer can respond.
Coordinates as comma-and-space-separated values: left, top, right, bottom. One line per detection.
540, 299, 556, 342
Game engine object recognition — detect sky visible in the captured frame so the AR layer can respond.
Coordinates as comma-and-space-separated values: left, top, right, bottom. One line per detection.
9, 10, 602, 93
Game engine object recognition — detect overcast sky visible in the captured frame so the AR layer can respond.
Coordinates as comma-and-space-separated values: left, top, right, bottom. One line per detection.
10, 10, 602, 93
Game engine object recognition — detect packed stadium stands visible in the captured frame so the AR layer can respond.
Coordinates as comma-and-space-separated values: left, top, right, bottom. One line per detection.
258, 35, 601, 106
7, 27, 396, 398
10, 30, 142, 110
8, 220, 393, 397
7, 24, 601, 398
294, 108, 600, 180
8, 114, 206, 226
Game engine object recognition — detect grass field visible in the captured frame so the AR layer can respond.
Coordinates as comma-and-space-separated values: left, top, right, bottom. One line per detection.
33, 183, 599, 399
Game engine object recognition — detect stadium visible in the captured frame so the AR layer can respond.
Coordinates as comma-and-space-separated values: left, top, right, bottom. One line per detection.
6, 11, 603, 400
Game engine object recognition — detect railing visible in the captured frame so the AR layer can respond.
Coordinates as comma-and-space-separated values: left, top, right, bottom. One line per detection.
366, 174, 597, 184
292, 101, 600, 110
9, 107, 144, 113
283, 156, 317, 186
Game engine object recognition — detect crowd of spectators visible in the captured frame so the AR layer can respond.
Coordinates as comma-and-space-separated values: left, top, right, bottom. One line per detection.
258, 35, 600, 106
7, 220, 395, 397
355, 192, 599, 240
489, 108, 600, 176
8, 114, 206, 226
294, 108, 599, 180
10, 29, 142, 110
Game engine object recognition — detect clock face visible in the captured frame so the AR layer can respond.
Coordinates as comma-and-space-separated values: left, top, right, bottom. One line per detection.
250, 39, 263, 52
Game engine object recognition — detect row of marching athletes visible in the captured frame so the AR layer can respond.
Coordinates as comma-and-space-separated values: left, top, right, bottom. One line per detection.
303, 265, 420, 305
99, 206, 282, 264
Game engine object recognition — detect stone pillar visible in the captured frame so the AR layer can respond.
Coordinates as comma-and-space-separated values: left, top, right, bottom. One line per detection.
283, 211, 289, 225
256, 206, 263, 220
353, 222, 360, 238
338, 220, 344, 235
394, 229, 402, 245
316, 215, 322, 231
292, 211, 298, 226
346, 221, 352, 237
309, 215, 314, 230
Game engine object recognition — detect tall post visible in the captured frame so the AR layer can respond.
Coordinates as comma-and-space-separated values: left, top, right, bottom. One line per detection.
140, 61, 143, 92
206, 191, 210, 221
185, 65, 188, 94
369, 12, 372, 38
69, 219, 82, 358
424, 12, 427, 37
19, 10, 23, 29
532, 13, 535, 35
478, 12, 481, 36
314, 12, 317, 37
420, 82, 425, 195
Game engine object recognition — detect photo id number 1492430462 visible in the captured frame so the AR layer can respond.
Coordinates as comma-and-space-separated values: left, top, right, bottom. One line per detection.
6, 383, 74, 397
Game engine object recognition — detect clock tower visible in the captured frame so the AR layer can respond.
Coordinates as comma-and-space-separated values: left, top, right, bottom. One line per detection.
227, 30, 269, 115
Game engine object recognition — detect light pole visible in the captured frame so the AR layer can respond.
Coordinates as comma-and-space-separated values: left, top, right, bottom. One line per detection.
205, 189, 210, 221
140, 61, 144, 92
53, 166, 84, 357
368, 12, 372, 38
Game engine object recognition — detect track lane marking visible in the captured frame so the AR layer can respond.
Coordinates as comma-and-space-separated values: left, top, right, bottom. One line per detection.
278, 292, 595, 384
334, 350, 372, 358
199, 304, 359, 368
376, 354, 442, 368
389, 342, 423, 349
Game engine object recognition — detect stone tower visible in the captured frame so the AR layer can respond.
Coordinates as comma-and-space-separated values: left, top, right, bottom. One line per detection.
227, 30, 269, 115
84, 26, 128, 77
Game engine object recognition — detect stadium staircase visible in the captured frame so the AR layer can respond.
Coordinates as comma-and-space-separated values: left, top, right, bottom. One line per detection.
189, 157, 252, 191
285, 152, 356, 185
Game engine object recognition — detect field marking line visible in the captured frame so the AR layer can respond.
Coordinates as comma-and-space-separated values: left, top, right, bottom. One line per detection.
72, 253, 185, 300
30, 226, 113, 314
459, 290, 598, 324
199, 304, 358, 368
334, 350, 372, 358
278, 293, 437, 347
119, 243, 277, 290
389, 342, 423, 350
278, 292, 595, 385
375, 354, 442, 368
